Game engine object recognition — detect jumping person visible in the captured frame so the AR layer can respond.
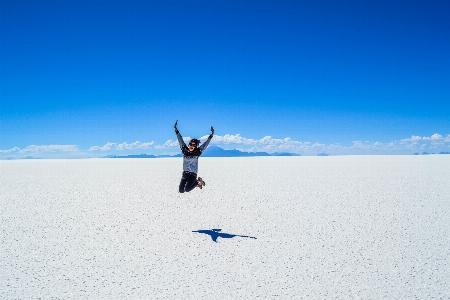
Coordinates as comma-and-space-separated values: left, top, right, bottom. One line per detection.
174, 120, 214, 193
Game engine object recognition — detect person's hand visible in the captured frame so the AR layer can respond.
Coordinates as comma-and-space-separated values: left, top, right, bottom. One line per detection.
210, 126, 214, 135
174, 120, 178, 130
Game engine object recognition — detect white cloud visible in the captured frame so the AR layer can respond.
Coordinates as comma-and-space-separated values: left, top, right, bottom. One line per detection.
155, 139, 179, 149
430, 133, 443, 141
0, 145, 80, 153
213, 135, 316, 153
0, 147, 21, 153
400, 135, 422, 144
400, 133, 447, 145
206, 134, 257, 145
89, 141, 154, 151
205, 134, 310, 148
0, 144, 81, 159
116, 141, 154, 150
89, 142, 116, 151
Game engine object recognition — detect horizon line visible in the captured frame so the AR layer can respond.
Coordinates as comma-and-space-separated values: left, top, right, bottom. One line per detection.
1, 133, 449, 159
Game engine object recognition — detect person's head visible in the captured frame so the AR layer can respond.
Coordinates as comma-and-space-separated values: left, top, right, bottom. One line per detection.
188, 139, 200, 151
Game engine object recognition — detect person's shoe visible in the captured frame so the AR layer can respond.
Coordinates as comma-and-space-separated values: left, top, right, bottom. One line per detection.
197, 177, 206, 186
196, 178, 203, 189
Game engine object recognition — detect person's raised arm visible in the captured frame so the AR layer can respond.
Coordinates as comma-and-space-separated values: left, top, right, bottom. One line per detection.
174, 120, 179, 134
199, 126, 214, 151
174, 120, 186, 149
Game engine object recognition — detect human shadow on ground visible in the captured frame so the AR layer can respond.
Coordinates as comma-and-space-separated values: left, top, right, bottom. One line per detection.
192, 228, 257, 242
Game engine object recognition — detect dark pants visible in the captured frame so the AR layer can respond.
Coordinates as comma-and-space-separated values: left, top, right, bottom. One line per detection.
179, 172, 197, 193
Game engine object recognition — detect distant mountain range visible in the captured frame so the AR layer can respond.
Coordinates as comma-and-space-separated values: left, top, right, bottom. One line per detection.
100, 148, 450, 159
316, 153, 329, 156
103, 154, 156, 158
414, 152, 450, 155
104, 146, 301, 158
202, 146, 300, 157
12, 149, 450, 160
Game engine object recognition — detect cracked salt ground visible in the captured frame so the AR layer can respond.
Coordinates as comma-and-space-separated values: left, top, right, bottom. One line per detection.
1, 156, 449, 299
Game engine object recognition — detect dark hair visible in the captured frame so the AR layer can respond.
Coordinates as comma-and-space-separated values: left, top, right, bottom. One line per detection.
189, 139, 200, 147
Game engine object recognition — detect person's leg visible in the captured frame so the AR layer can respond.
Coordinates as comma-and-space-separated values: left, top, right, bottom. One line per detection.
184, 173, 199, 193
179, 174, 188, 193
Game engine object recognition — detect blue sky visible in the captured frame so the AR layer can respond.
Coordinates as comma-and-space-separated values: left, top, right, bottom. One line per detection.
1, 0, 449, 158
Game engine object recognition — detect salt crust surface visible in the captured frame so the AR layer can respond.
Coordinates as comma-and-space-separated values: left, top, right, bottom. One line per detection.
1, 156, 449, 299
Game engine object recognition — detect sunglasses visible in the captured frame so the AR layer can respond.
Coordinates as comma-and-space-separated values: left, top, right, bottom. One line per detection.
189, 143, 197, 146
